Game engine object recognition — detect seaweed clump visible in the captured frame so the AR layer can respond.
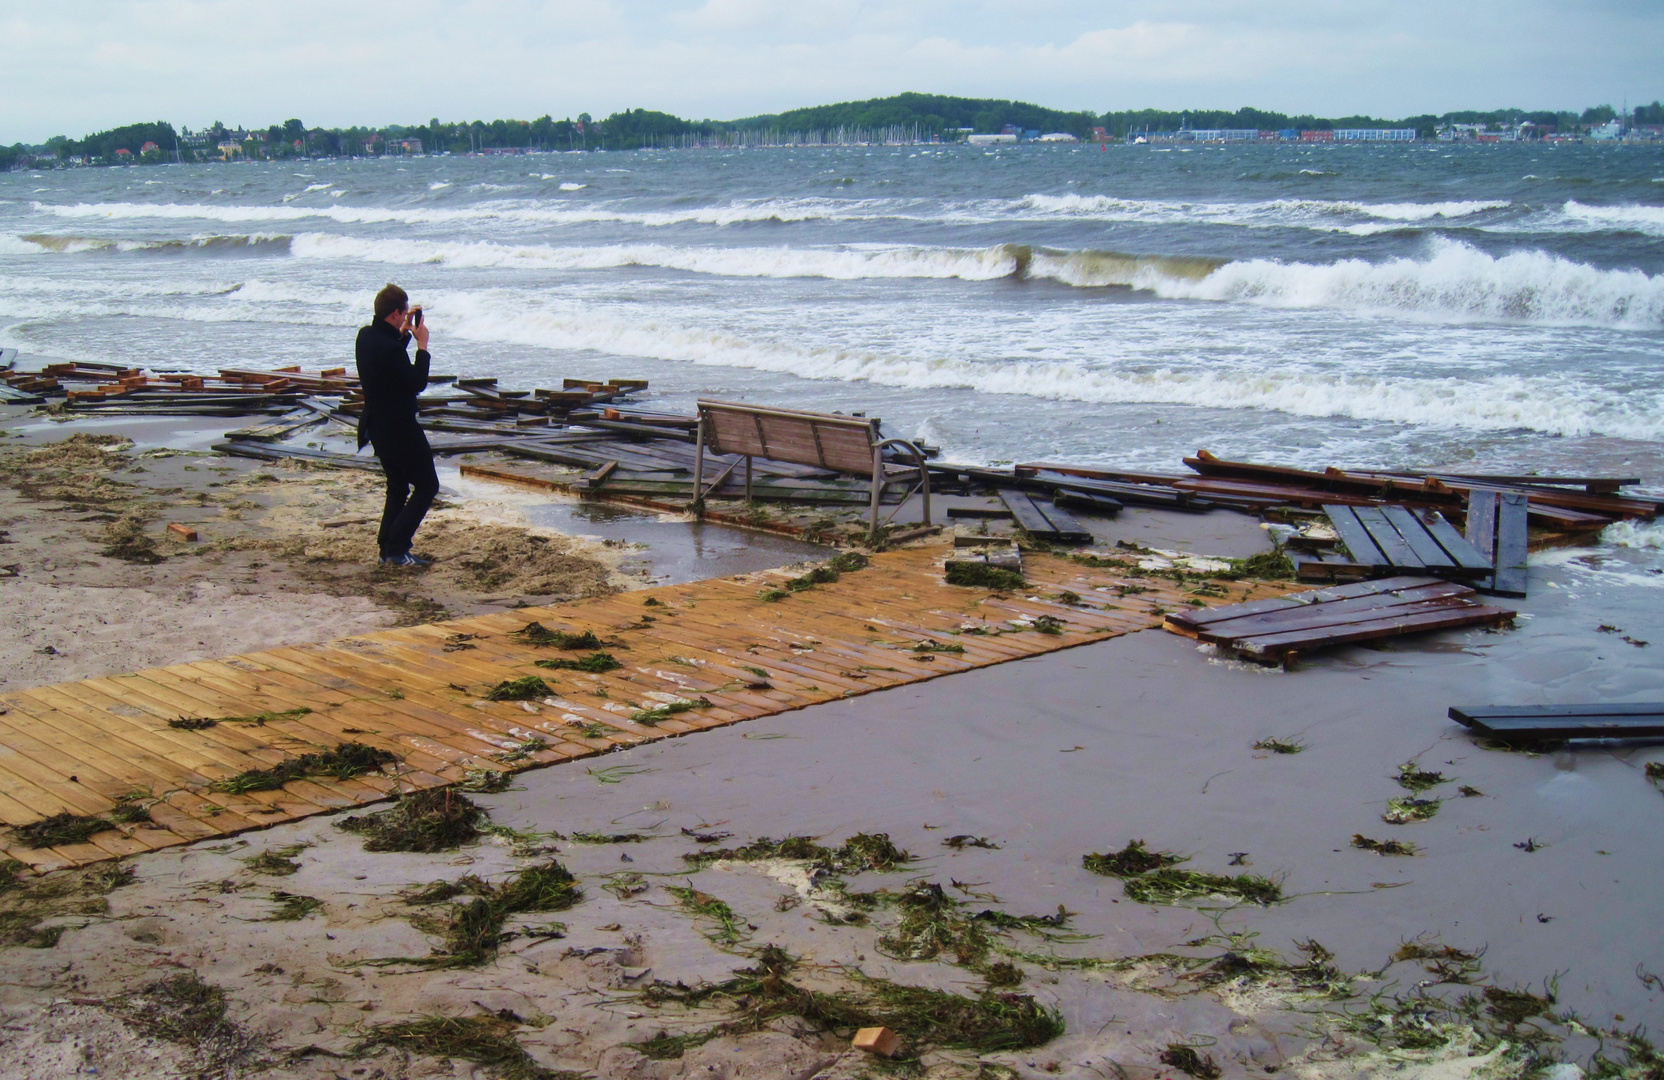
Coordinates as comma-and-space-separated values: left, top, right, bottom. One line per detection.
108, 971, 252, 1067
1083, 841, 1280, 906
1395, 760, 1448, 791
632, 946, 1062, 1060
485, 676, 554, 702
382, 860, 582, 969
682, 832, 912, 874
1082, 840, 1180, 877
1253, 737, 1306, 754
360, 1014, 582, 1080
1160, 1045, 1222, 1079
534, 651, 622, 673
945, 561, 1026, 591
630, 696, 713, 725
1, 861, 136, 948
1383, 796, 1441, 824
512, 623, 603, 650
244, 844, 308, 875
10, 812, 115, 849
212, 741, 396, 794
337, 787, 486, 852
1353, 834, 1418, 856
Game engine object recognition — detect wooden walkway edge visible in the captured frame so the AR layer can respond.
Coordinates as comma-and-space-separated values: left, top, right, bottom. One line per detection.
2, 546, 1294, 872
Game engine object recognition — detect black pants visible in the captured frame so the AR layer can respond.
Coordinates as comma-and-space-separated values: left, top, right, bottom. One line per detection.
372, 430, 439, 559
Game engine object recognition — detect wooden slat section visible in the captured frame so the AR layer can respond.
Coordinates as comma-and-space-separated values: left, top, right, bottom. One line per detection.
1492, 491, 1530, 598
1166, 576, 1515, 664
0, 545, 1297, 869
1379, 506, 1455, 568
1450, 704, 1664, 742
1324, 505, 1387, 565
1465, 489, 1500, 589
1353, 506, 1424, 568
1421, 511, 1494, 571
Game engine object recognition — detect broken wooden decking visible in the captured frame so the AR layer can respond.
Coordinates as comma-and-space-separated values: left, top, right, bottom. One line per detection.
0, 547, 1295, 872
1449, 704, 1664, 743
1163, 576, 1516, 665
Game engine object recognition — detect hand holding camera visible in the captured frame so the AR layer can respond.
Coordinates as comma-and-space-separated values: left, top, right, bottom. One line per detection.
407, 305, 430, 350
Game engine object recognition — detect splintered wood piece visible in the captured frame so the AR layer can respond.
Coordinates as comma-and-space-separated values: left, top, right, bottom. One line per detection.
853, 1027, 902, 1057
166, 523, 199, 541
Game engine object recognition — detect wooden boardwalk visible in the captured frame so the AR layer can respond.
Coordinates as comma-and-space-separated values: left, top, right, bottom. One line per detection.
1, 547, 1292, 872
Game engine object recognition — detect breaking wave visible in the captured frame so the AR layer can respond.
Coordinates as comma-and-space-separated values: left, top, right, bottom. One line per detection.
1148, 239, 1664, 328
289, 233, 1224, 285
433, 292, 1664, 440
15, 232, 290, 254
1560, 200, 1664, 236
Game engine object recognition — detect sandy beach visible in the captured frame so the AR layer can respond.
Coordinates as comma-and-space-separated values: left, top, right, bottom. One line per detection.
1, 398, 1661, 1080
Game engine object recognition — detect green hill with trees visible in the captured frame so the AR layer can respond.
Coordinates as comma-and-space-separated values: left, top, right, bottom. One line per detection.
5, 94, 1660, 168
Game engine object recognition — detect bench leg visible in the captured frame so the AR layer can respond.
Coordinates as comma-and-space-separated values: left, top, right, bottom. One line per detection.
692, 419, 705, 515
869, 446, 883, 542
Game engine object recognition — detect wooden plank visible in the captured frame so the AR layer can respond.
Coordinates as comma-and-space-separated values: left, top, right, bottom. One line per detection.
1464, 489, 1500, 570
1449, 706, 1664, 741
1379, 506, 1455, 568
1420, 511, 1494, 571
1197, 589, 1478, 642
1235, 604, 1515, 658
1050, 490, 1123, 518
999, 490, 1061, 540
1491, 491, 1530, 598
1031, 499, 1096, 544
1323, 505, 1388, 565
1453, 703, 1664, 720
1353, 506, 1423, 568
1166, 576, 1455, 633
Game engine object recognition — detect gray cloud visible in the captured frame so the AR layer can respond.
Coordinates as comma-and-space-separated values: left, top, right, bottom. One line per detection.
1, 0, 1658, 140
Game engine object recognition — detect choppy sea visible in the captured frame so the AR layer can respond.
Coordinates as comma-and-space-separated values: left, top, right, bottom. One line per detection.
4, 142, 1663, 502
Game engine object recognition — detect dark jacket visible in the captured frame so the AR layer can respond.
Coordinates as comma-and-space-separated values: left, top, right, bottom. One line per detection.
355, 319, 431, 449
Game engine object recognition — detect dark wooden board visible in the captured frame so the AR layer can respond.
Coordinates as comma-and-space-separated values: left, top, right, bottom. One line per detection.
1465, 489, 1499, 565
1380, 505, 1456, 568
1051, 490, 1124, 518
1491, 491, 1530, 598
1000, 490, 1064, 540
1323, 505, 1387, 565
1031, 499, 1095, 544
1198, 592, 1478, 643
1354, 506, 1424, 568
1420, 511, 1494, 571
1450, 705, 1664, 741
1235, 604, 1514, 658
1166, 576, 1446, 631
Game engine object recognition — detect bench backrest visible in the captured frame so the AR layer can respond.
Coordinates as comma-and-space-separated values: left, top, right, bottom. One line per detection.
698, 400, 880, 476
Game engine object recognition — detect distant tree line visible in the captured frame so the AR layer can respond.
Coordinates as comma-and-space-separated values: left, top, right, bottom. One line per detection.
6, 94, 1661, 168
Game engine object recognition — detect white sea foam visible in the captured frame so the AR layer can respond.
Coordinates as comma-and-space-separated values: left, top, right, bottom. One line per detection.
289, 233, 1017, 280
1561, 200, 1664, 236
559, 182, 587, 191
432, 291, 1664, 440
1601, 519, 1664, 550
1147, 238, 1664, 329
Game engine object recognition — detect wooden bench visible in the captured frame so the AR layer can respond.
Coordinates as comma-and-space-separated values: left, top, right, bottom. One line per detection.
693, 400, 930, 539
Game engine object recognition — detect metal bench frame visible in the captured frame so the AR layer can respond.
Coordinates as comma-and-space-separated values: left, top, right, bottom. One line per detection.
692, 399, 930, 540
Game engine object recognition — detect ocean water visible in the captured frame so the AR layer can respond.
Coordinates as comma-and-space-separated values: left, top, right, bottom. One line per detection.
3, 142, 1663, 485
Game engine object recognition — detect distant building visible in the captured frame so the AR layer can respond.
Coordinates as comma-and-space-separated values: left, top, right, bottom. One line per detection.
399, 137, 423, 154
1333, 129, 1415, 141
1184, 129, 1258, 141
140, 141, 159, 154
1300, 130, 1335, 142
966, 133, 1018, 145
114, 148, 132, 159
217, 141, 242, 159
1589, 119, 1624, 140
1036, 132, 1078, 142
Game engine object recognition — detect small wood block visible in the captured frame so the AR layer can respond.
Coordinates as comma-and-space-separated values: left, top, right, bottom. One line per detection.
166, 524, 199, 542
852, 1027, 901, 1057
318, 367, 346, 377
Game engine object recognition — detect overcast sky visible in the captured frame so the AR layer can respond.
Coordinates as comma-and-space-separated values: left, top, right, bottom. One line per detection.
3, 0, 1660, 141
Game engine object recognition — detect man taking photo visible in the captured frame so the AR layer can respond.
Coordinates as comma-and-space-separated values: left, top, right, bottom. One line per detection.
357, 283, 438, 567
